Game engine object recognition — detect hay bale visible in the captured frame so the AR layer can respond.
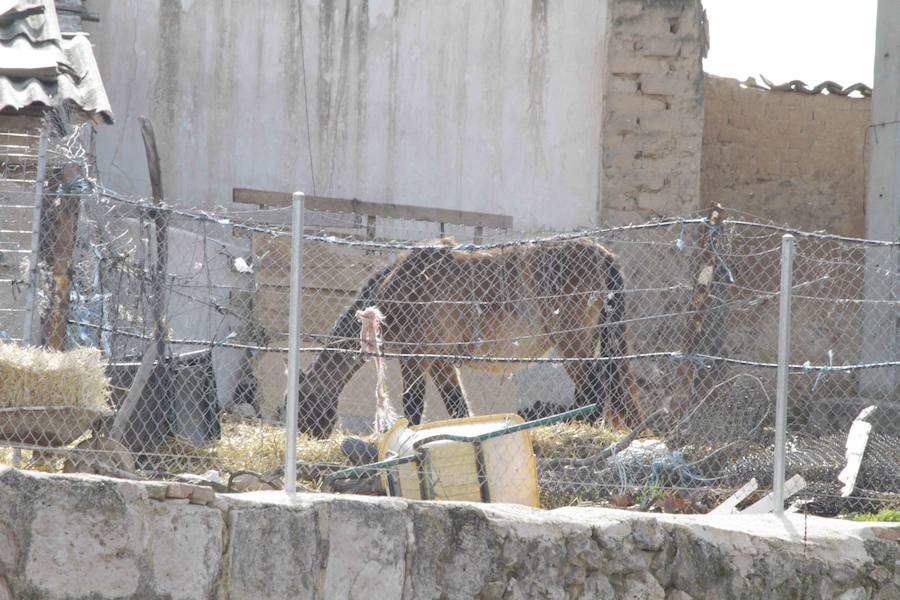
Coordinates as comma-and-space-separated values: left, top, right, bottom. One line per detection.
0, 342, 110, 409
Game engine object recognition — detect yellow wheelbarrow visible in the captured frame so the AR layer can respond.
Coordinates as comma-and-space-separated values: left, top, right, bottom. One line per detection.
325, 403, 598, 507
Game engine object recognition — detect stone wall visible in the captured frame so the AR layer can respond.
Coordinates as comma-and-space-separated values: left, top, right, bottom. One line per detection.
601, 0, 707, 224
702, 75, 872, 237
2, 468, 898, 599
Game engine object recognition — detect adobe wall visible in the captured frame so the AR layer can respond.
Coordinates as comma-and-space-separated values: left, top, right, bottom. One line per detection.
601, 0, 707, 224
702, 75, 872, 237
1, 468, 898, 599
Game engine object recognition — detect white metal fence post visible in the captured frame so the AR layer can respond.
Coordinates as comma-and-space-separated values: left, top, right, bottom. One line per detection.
22, 129, 48, 346
284, 192, 305, 494
774, 234, 795, 514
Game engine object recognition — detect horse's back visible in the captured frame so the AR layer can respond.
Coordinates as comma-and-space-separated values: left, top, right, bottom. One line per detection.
378, 239, 615, 365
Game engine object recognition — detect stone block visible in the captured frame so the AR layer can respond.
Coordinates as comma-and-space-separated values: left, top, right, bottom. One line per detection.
227, 500, 322, 599
144, 480, 169, 500
604, 148, 637, 169
606, 114, 640, 136
407, 502, 500, 599
613, 11, 670, 36
165, 482, 195, 499
609, 55, 669, 76
610, 75, 640, 94
24, 490, 144, 598
607, 92, 668, 115
641, 73, 693, 96
323, 497, 409, 598
632, 171, 667, 192
640, 110, 691, 134
148, 504, 223, 600
189, 485, 216, 505
0, 468, 223, 600
641, 37, 683, 57
613, 0, 646, 20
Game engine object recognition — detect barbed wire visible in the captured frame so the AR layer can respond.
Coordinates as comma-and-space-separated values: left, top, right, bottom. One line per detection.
59, 320, 900, 372
2, 124, 896, 512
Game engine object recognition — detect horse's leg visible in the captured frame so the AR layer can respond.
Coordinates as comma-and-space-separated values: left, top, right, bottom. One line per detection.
400, 357, 428, 426
429, 361, 470, 419
555, 330, 614, 425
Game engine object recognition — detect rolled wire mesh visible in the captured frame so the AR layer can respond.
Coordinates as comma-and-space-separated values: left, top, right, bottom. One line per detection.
0, 125, 897, 512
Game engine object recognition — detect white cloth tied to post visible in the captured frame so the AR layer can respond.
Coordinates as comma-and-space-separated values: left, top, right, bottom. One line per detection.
356, 306, 398, 432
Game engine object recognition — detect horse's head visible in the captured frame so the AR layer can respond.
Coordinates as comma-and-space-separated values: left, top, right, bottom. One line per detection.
295, 370, 341, 439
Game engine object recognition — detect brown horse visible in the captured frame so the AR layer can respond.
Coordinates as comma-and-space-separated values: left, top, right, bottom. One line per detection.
297, 237, 642, 438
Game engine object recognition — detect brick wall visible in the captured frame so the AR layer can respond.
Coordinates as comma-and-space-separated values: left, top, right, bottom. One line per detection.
601, 0, 707, 224
702, 75, 871, 237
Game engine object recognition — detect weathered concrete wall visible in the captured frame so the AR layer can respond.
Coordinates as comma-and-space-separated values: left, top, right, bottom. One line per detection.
2, 468, 898, 599
85, 0, 610, 231
861, 0, 900, 396
702, 75, 871, 237
601, 0, 706, 224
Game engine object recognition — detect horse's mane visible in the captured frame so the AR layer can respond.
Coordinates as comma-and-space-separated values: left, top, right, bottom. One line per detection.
325, 263, 395, 351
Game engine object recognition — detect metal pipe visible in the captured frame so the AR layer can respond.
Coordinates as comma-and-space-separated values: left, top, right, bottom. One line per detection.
774, 234, 795, 514
23, 130, 48, 345
284, 192, 305, 494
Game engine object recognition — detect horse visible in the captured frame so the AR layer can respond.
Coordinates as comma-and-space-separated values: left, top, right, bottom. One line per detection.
296, 237, 642, 438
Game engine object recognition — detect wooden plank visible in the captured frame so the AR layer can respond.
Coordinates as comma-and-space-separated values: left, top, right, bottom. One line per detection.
742, 474, 807, 514
228, 208, 363, 230
252, 234, 387, 292
838, 405, 877, 497
709, 478, 759, 515
233, 187, 513, 229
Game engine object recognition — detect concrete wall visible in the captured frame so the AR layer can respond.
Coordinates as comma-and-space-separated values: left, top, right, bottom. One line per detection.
702, 75, 871, 237
85, 0, 710, 231
861, 0, 900, 396
85, 0, 611, 231
2, 468, 899, 599
77, 0, 708, 418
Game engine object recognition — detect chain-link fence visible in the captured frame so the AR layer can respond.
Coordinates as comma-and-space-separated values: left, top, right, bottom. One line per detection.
1, 125, 897, 513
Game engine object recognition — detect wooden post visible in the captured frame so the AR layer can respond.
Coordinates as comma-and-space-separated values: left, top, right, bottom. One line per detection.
365, 214, 376, 255
110, 118, 170, 452
23, 130, 47, 345
672, 203, 724, 415
42, 164, 82, 350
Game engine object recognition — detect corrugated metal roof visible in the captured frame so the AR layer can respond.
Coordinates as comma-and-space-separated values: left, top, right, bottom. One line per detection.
743, 75, 872, 99
0, 1, 60, 43
0, 35, 70, 79
0, 35, 110, 122
0, 0, 111, 124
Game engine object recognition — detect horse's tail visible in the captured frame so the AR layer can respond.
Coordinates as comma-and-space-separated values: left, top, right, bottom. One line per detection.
597, 252, 643, 429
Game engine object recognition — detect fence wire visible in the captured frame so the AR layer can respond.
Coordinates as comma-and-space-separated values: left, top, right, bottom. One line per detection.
0, 125, 897, 513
